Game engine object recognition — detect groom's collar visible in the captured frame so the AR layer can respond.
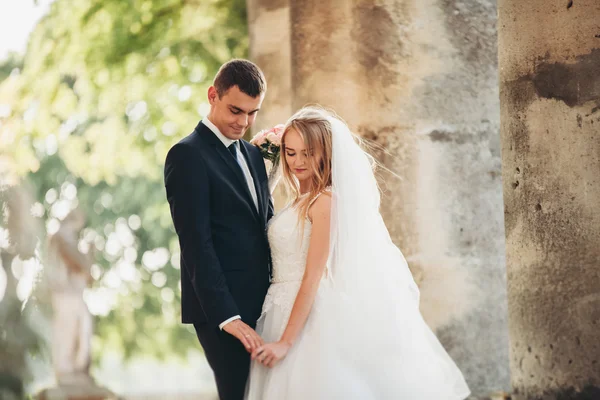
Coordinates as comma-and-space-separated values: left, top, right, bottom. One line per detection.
202, 118, 237, 148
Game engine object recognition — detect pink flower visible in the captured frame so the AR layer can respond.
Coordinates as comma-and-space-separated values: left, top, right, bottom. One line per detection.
266, 132, 280, 146
250, 124, 285, 147
250, 129, 269, 146
265, 124, 285, 146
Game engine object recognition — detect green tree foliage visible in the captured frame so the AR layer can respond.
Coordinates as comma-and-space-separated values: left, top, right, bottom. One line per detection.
0, 0, 248, 360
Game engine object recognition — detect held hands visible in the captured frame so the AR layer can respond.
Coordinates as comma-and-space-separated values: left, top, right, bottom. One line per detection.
222, 320, 264, 353
251, 341, 291, 368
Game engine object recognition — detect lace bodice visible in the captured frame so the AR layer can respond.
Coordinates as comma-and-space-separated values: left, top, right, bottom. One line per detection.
258, 194, 328, 334
268, 202, 312, 284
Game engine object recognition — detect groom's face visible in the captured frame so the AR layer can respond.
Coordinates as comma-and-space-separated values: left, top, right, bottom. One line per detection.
207, 85, 264, 140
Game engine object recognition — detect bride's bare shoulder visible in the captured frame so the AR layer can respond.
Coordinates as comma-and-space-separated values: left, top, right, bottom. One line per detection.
308, 191, 332, 223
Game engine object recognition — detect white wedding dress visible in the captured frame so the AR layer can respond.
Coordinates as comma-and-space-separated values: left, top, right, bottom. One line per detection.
245, 197, 471, 400
246, 114, 470, 400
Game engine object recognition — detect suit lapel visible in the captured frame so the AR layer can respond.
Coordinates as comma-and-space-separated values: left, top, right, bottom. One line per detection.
197, 123, 261, 223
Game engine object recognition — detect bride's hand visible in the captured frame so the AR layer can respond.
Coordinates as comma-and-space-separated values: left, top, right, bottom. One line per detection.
252, 341, 291, 368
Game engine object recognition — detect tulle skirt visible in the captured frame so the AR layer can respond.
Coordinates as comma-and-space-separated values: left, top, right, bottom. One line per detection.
245, 278, 471, 400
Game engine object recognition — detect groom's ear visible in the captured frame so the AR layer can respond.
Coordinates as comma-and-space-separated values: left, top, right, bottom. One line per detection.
208, 86, 218, 104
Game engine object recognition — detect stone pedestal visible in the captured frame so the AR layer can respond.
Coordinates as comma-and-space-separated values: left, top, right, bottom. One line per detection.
37, 380, 120, 400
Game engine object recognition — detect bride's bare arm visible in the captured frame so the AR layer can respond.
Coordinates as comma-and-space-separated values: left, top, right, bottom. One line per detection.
252, 193, 332, 368
281, 193, 332, 345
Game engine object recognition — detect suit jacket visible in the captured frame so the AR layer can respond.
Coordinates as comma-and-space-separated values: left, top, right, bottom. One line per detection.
165, 121, 273, 327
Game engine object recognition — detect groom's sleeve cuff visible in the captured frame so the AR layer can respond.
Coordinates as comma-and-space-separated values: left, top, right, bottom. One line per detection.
219, 315, 241, 330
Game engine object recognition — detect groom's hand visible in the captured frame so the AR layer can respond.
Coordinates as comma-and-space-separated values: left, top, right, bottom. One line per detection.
222, 320, 263, 352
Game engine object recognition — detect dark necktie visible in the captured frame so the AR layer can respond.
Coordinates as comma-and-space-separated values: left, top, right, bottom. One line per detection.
228, 141, 239, 159
228, 141, 246, 177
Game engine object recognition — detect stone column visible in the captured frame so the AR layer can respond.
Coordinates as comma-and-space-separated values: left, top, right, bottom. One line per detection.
498, 0, 600, 398
247, 0, 292, 208
246, 0, 292, 131
290, 0, 508, 395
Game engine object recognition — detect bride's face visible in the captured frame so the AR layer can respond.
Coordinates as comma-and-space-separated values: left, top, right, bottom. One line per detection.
284, 128, 316, 182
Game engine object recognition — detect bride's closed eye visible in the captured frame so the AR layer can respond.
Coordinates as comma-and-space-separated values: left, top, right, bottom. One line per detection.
285, 150, 311, 158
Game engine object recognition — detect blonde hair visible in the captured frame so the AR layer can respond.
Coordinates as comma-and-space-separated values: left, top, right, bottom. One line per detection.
280, 106, 335, 226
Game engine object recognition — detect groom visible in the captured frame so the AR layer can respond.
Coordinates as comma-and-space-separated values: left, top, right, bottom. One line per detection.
164, 59, 273, 400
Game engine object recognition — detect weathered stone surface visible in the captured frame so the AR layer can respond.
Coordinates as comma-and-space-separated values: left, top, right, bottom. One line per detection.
498, 0, 600, 398
289, 0, 508, 396
246, 0, 292, 133
246, 0, 292, 207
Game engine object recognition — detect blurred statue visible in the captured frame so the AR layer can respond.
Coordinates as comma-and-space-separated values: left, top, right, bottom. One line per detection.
46, 208, 94, 385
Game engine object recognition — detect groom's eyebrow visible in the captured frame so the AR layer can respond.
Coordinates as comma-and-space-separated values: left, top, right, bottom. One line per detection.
229, 104, 260, 114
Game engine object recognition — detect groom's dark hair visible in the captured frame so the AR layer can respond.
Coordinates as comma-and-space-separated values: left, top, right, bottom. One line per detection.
214, 59, 267, 98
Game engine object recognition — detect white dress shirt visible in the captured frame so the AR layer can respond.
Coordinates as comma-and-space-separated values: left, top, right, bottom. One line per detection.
202, 118, 256, 330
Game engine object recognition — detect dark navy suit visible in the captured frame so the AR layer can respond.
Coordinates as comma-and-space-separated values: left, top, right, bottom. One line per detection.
165, 121, 273, 399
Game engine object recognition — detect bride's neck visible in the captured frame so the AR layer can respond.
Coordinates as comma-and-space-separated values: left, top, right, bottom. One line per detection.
298, 179, 312, 195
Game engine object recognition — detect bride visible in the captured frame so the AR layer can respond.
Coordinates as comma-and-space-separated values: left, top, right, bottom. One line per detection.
245, 107, 470, 400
